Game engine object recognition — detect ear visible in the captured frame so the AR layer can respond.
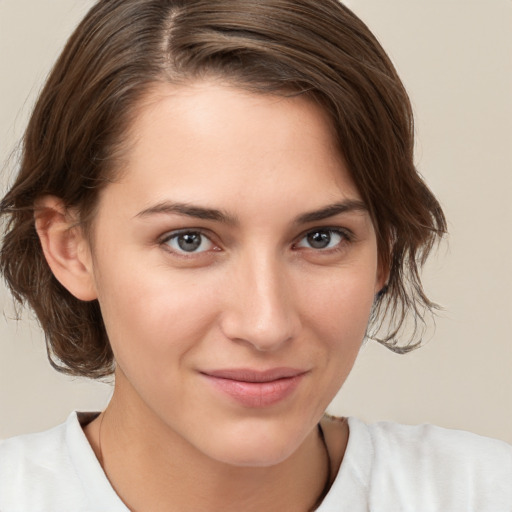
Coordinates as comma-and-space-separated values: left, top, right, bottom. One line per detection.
35, 196, 98, 301
375, 259, 390, 298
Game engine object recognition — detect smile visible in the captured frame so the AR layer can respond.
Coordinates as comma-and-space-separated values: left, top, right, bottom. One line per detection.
200, 368, 308, 408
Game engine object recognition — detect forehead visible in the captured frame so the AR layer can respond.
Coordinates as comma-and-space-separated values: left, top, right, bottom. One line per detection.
99, 81, 362, 218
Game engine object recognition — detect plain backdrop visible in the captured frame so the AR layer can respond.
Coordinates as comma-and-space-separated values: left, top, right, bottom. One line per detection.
0, 0, 511, 443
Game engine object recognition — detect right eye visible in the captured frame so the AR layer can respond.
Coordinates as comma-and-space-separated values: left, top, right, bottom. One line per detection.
162, 231, 216, 254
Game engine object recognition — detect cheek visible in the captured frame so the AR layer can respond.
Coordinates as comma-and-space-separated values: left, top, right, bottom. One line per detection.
93, 257, 222, 376
301, 266, 377, 345
288, 267, 377, 419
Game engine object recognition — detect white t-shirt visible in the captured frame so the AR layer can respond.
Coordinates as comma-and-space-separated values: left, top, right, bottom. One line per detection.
0, 412, 511, 511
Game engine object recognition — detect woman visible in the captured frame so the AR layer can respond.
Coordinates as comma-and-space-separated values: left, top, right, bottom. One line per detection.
0, 0, 510, 510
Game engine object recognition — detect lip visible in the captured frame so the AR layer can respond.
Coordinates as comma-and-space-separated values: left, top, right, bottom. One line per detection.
200, 368, 308, 408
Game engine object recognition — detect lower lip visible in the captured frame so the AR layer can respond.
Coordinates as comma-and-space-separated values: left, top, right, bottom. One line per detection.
202, 374, 304, 408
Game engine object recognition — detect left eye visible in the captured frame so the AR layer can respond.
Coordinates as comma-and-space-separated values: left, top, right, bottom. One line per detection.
295, 229, 345, 250
163, 231, 215, 254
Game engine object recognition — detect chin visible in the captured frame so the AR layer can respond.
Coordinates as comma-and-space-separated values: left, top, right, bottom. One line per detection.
213, 446, 294, 468
199, 423, 306, 468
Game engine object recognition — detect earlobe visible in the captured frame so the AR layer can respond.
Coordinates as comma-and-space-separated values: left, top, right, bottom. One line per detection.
375, 260, 390, 299
35, 196, 98, 301
375, 284, 388, 300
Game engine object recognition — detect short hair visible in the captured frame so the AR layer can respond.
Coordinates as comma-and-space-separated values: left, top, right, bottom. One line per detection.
0, 0, 446, 378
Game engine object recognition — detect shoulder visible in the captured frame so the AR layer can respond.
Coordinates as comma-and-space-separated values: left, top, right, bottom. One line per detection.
321, 417, 512, 512
0, 412, 112, 512
364, 418, 512, 466
353, 418, 512, 511
0, 415, 85, 511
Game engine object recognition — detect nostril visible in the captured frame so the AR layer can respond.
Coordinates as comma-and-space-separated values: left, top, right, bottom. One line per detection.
219, 262, 299, 350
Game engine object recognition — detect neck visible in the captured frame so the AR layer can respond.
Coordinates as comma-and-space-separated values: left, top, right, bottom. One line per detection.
85, 387, 333, 512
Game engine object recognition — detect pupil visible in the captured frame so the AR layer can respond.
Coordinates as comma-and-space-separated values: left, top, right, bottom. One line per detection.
178, 233, 201, 252
308, 231, 330, 249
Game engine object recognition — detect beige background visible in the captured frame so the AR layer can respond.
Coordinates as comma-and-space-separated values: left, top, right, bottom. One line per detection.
0, 1, 511, 443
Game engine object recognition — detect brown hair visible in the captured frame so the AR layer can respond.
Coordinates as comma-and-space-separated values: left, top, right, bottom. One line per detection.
0, 0, 446, 377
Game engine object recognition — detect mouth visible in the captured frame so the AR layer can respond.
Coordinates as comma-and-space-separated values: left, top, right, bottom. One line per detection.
199, 368, 308, 407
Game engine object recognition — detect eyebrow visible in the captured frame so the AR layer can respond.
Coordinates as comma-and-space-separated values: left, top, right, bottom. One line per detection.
294, 200, 368, 224
135, 201, 238, 224
135, 199, 367, 225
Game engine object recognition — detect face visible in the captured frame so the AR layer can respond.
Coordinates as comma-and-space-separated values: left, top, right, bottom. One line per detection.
85, 81, 384, 466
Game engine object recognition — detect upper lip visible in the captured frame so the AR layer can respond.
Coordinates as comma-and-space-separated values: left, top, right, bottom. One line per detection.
200, 368, 308, 383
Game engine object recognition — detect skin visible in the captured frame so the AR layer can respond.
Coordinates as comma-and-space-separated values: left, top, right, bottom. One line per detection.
37, 81, 385, 511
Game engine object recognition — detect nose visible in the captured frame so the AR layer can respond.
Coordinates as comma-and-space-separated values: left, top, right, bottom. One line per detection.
219, 252, 300, 352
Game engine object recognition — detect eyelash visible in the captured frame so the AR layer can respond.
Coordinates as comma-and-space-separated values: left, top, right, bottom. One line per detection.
293, 227, 353, 252
160, 229, 219, 257
159, 227, 353, 257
